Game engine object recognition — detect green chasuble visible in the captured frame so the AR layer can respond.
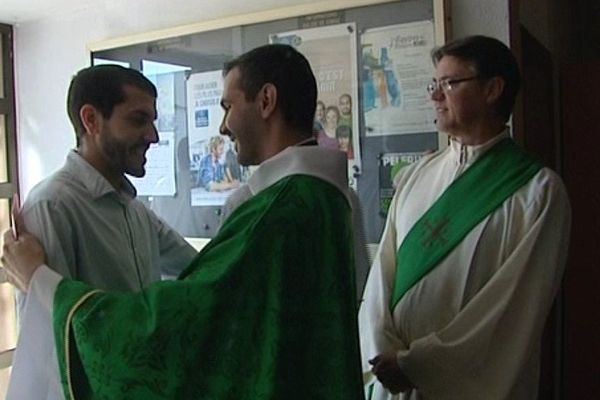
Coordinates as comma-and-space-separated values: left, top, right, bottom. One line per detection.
53, 175, 364, 399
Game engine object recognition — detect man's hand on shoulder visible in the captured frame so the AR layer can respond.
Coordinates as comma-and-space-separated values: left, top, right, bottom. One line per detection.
1, 230, 46, 292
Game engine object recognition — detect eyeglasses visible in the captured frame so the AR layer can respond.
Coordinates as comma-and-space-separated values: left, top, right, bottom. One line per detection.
426, 76, 481, 95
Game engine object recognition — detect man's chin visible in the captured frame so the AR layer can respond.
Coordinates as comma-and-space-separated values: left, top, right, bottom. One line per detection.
126, 167, 146, 178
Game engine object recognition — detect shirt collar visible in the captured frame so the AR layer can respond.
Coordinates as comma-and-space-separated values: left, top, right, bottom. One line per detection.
449, 127, 511, 166
64, 150, 137, 201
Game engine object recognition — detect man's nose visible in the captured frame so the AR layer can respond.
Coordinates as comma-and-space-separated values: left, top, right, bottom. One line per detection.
147, 124, 159, 143
219, 117, 229, 136
430, 87, 445, 101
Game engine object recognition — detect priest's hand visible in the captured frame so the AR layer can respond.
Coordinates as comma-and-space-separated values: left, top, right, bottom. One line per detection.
369, 352, 414, 394
1, 229, 46, 292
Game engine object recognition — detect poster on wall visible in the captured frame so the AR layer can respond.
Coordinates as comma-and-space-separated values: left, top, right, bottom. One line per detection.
361, 21, 437, 137
186, 70, 247, 206
148, 73, 176, 132
130, 131, 176, 196
378, 151, 425, 217
270, 23, 361, 186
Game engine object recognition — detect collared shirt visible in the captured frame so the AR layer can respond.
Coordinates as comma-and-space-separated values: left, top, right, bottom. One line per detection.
9, 150, 196, 400
20, 150, 196, 290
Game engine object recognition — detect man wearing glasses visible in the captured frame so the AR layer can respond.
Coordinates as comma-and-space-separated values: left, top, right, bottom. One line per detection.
359, 35, 571, 399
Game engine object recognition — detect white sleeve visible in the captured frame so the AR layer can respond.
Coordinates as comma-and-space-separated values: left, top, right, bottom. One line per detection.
7, 265, 63, 400
28, 265, 63, 310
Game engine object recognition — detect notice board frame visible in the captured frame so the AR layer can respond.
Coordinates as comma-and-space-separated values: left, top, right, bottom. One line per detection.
89, 0, 451, 243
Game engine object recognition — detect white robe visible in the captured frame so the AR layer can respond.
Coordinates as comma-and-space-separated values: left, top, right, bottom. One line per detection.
359, 132, 571, 400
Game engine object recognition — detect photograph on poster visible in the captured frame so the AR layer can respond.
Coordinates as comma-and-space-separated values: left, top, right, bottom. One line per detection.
186, 70, 249, 206
270, 23, 361, 183
362, 20, 437, 137
378, 152, 425, 217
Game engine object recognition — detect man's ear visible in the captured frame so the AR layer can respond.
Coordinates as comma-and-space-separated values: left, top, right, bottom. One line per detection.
258, 83, 277, 119
79, 104, 102, 136
485, 76, 505, 105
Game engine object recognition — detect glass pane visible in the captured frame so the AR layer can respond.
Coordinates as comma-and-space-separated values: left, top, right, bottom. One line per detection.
0, 115, 7, 182
0, 197, 15, 396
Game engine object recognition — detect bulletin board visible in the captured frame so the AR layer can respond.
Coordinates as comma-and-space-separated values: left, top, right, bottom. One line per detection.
90, 0, 450, 242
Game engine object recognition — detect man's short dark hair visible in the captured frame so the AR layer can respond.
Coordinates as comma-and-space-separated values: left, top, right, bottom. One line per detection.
223, 44, 317, 135
431, 35, 520, 122
67, 65, 157, 145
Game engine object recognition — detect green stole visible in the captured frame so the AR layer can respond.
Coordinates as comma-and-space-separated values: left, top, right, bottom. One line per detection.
391, 139, 542, 310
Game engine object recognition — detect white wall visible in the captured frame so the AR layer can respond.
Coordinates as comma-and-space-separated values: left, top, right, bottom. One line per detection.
452, 0, 509, 44
14, 0, 508, 197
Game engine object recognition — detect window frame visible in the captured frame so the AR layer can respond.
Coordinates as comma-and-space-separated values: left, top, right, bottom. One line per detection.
0, 21, 20, 372
0, 23, 18, 195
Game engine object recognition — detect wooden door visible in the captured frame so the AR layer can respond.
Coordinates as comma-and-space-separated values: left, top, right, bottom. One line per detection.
561, 60, 600, 399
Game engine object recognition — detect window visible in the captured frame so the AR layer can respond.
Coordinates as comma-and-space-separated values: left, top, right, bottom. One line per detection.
0, 22, 19, 398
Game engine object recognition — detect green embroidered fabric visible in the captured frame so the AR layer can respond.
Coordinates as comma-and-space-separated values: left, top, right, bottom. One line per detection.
54, 175, 364, 399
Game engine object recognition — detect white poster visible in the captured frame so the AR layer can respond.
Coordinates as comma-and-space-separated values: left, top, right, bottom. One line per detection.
186, 70, 246, 206
270, 23, 361, 186
361, 21, 437, 136
149, 73, 176, 132
130, 131, 176, 196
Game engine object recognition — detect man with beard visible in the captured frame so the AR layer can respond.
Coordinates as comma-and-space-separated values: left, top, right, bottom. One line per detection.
7, 65, 197, 399
338, 93, 352, 128
2, 45, 364, 399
